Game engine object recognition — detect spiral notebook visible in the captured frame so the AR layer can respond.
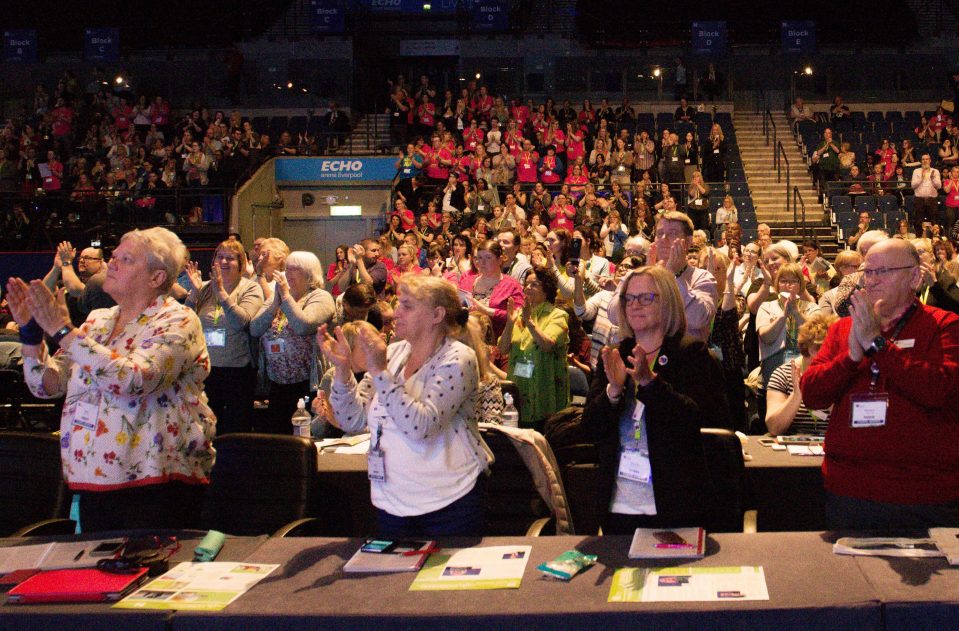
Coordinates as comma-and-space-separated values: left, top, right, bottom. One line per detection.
7, 568, 150, 603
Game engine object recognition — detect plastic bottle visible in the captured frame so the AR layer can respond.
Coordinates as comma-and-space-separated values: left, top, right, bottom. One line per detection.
502, 393, 519, 428
291, 397, 311, 438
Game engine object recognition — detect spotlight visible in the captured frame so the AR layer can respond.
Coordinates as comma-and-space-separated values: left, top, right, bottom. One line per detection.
804, 66, 813, 76
652, 68, 661, 78
475, 72, 481, 80
115, 76, 123, 85
287, 81, 294, 89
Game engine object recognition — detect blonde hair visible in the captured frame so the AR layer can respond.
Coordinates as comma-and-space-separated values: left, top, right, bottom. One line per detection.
798, 312, 839, 356
119, 227, 188, 292
457, 314, 495, 383
258, 237, 291, 270
774, 262, 804, 288
616, 265, 687, 339
396, 275, 468, 334
340, 320, 379, 346
215, 239, 248, 271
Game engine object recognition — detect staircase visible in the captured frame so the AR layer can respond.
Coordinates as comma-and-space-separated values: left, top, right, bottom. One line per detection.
334, 114, 392, 155
734, 111, 839, 256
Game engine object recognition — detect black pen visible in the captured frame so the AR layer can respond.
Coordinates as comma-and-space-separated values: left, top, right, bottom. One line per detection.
73, 550, 84, 561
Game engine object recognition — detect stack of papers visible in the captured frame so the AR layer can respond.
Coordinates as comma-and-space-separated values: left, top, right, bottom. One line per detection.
315, 434, 370, 454
833, 537, 943, 558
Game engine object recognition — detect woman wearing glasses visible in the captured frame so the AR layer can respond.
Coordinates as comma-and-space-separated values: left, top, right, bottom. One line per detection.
581, 265, 729, 534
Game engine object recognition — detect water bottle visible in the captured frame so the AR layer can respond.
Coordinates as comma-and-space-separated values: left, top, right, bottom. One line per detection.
502, 393, 520, 429
291, 397, 311, 438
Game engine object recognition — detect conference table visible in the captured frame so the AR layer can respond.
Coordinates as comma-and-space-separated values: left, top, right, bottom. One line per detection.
314, 437, 827, 536
4, 531, 959, 629
0, 530, 268, 631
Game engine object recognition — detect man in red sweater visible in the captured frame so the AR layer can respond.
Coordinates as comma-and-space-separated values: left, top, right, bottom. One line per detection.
802, 238, 959, 530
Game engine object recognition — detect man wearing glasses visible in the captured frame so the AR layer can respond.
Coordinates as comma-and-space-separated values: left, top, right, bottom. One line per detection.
42, 240, 115, 325
802, 238, 959, 530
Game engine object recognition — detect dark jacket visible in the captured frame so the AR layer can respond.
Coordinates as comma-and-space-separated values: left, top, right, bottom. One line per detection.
581, 333, 731, 529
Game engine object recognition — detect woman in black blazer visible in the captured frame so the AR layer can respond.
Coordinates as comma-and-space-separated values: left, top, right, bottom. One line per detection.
581, 265, 731, 535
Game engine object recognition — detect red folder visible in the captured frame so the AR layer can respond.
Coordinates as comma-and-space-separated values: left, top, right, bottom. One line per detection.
6, 568, 149, 603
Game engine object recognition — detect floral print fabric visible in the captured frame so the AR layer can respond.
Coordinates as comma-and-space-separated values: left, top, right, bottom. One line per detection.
23, 295, 216, 491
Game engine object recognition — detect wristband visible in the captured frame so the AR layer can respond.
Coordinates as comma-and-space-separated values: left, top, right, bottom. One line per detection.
50, 324, 74, 347
19, 319, 44, 345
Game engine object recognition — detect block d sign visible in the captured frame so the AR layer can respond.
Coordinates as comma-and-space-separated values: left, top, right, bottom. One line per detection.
471, 0, 509, 31
85, 28, 119, 62
691, 21, 727, 55
3, 29, 38, 63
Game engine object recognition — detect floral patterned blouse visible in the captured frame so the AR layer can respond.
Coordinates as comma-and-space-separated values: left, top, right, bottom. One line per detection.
23, 295, 216, 492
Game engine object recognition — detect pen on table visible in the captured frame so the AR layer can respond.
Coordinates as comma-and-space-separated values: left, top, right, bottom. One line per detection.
654, 543, 695, 549
73, 550, 85, 561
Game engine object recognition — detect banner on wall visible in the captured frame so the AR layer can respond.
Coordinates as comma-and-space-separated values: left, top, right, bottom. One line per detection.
781, 21, 816, 54
363, 0, 457, 14
84, 28, 119, 62
3, 30, 38, 63
275, 157, 400, 183
310, 0, 345, 33
691, 21, 727, 55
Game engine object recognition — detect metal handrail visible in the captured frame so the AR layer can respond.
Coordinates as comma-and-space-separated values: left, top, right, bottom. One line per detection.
793, 186, 809, 241
762, 109, 776, 148
776, 140, 791, 218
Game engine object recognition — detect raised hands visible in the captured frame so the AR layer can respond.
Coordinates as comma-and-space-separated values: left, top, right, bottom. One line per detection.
317, 323, 352, 381
353, 324, 388, 376
57, 241, 76, 266
184, 261, 204, 293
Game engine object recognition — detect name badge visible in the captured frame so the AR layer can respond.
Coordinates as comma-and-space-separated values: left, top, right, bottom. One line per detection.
897, 339, 915, 349
671, 156, 679, 162
618, 449, 652, 483
822, 152, 829, 158
618, 165, 626, 172
544, 170, 552, 177
713, 149, 720, 154
74, 399, 100, 430
477, 204, 486, 211
265, 338, 286, 355
368, 448, 386, 482
393, 111, 399, 117
850, 392, 888, 427
205, 328, 226, 348
514, 360, 534, 379
684, 158, 691, 164
695, 199, 703, 206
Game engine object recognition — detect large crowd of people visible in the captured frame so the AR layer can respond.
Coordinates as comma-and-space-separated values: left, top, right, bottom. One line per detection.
4, 79, 959, 537
0, 70, 349, 243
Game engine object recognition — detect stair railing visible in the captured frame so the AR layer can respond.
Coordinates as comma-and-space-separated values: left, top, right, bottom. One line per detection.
762, 108, 776, 149
775, 140, 791, 219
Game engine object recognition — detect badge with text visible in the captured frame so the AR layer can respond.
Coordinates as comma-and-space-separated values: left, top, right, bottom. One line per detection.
850, 392, 888, 428
514, 360, 534, 379
205, 328, 226, 348
618, 449, 652, 483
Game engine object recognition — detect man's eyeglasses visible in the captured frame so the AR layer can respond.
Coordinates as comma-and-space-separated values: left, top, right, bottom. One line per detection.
862, 265, 916, 280
78, 256, 102, 262
620, 292, 658, 306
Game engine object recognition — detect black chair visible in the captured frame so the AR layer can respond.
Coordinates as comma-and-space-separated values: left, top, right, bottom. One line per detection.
0, 431, 72, 537
201, 434, 318, 536
700, 428, 756, 533
481, 425, 570, 536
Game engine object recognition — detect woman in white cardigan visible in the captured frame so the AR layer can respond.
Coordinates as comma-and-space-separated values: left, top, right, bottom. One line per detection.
321, 274, 493, 537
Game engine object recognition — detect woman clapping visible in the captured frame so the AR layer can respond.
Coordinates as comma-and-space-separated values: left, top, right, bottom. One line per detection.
321, 275, 492, 537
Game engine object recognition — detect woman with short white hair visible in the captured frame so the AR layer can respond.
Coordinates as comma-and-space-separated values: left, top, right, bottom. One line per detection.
6, 227, 216, 532
251, 248, 335, 434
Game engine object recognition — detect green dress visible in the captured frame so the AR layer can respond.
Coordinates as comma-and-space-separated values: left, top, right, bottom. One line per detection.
505, 302, 570, 428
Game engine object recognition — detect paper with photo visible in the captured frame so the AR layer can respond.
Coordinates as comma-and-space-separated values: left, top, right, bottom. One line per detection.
113, 562, 278, 611
609, 566, 769, 602
409, 546, 531, 590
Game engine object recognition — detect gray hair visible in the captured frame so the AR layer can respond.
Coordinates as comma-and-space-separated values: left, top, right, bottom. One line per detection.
119, 227, 188, 292
285, 250, 324, 289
